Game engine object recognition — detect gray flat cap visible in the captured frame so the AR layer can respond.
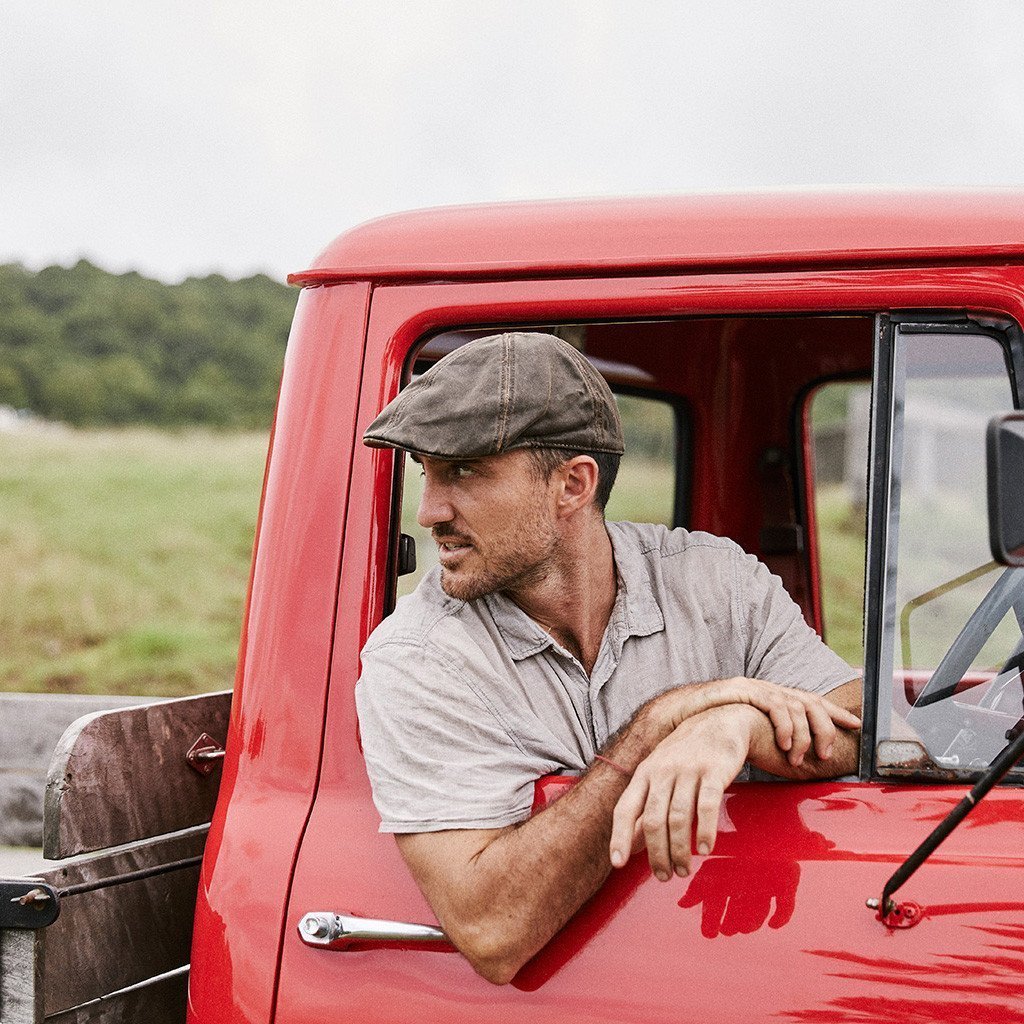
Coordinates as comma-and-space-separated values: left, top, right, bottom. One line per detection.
363, 331, 624, 458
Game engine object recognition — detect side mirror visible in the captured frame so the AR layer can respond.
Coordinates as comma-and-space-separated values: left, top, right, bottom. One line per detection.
988, 412, 1024, 565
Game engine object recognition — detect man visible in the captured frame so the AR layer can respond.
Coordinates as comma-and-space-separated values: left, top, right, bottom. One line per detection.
355, 331, 861, 984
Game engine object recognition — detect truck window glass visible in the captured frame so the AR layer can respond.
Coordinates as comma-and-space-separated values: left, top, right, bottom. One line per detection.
397, 390, 679, 599
806, 380, 869, 667
877, 327, 1024, 780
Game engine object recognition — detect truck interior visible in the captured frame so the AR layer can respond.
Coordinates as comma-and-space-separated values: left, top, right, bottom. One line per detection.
396, 314, 874, 660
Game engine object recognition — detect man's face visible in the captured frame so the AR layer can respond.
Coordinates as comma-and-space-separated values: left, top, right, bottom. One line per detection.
414, 450, 559, 601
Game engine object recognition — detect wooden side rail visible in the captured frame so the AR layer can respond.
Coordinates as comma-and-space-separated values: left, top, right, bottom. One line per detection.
0, 828, 205, 1023
44, 692, 231, 859
1, 691, 232, 1024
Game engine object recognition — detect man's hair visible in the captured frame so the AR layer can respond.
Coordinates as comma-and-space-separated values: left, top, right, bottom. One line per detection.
528, 448, 621, 513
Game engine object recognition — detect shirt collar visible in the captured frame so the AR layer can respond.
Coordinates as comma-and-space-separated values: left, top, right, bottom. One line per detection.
483, 522, 665, 662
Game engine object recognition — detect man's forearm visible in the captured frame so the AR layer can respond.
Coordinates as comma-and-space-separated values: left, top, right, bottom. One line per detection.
747, 710, 859, 779
400, 701, 668, 984
607, 680, 863, 882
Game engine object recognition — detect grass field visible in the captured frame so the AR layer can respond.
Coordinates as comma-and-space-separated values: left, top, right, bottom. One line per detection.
0, 427, 267, 695
1, 430, 867, 696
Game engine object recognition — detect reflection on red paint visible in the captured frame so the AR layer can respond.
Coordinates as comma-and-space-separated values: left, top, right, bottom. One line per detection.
679, 856, 800, 937
784, 921, 1024, 1022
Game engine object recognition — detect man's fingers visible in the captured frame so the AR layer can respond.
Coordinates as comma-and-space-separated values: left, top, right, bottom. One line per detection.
787, 699, 812, 766
668, 779, 696, 877
802, 699, 837, 760
694, 776, 724, 858
822, 697, 861, 729
765, 702, 794, 752
610, 773, 649, 868
642, 779, 674, 881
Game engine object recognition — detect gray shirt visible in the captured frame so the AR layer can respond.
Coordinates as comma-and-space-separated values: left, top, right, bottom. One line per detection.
355, 521, 855, 833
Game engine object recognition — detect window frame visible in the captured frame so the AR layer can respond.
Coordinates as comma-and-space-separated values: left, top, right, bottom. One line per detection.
797, 371, 872, 661
864, 311, 1024, 782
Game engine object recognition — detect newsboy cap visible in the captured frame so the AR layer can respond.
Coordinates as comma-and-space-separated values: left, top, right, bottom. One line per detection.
363, 332, 624, 458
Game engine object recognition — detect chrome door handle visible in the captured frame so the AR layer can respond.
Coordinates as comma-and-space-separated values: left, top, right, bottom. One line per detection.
298, 911, 447, 949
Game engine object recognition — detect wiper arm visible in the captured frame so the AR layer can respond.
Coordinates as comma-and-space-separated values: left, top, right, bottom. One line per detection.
869, 723, 1024, 923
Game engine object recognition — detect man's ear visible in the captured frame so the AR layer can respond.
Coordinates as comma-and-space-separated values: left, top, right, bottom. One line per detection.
556, 456, 599, 517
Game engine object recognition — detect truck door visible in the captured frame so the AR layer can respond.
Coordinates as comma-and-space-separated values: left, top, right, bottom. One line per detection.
275, 275, 1024, 1023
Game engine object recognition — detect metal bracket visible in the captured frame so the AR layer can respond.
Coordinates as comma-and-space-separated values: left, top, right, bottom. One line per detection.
0, 880, 60, 929
398, 533, 417, 577
867, 897, 923, 929
186, 733, 226, 776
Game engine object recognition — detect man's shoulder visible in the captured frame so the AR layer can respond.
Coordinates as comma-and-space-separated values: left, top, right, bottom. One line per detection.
610, 520, 747, 563
609, 522, 754, 611
361, 566, 466, 654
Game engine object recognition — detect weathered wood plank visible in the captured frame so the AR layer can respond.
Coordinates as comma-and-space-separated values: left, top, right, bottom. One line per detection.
0, 928, 42, 1024
44, 692, 231, 858
0, 695, 159, 847
42, 966, 187, 1024
34, 828, 205, 1019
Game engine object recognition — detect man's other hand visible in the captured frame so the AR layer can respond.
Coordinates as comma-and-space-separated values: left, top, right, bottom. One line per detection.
610, 679, 861, 882
609, 704, 762, 880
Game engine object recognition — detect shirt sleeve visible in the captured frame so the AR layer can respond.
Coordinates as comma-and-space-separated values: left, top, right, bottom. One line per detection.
734, 551, 857, 695
355, 637, 544, 833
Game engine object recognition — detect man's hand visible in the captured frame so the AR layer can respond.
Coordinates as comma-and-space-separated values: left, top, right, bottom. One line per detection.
610, 679, 862, 881
650, 676, 861, 767
610, 703, 761, 880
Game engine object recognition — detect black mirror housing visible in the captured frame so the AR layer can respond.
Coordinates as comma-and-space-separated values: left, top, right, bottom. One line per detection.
988, 412, 1024, 565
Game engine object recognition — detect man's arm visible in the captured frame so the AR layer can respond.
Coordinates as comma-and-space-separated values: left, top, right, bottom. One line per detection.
609, 678, 862, 882
395, 697, 662, 985
395, 678, 860, 984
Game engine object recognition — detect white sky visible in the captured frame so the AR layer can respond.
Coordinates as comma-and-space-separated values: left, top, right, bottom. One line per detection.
4, 1, 1024, 282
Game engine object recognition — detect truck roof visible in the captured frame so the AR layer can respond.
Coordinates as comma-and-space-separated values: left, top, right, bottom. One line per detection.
289, 190, 1024, 286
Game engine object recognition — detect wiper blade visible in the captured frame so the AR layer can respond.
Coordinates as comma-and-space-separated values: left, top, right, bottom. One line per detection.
870, 722, 1024, 920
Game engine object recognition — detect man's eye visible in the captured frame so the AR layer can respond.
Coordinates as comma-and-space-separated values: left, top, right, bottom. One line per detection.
454, 464, 475, 479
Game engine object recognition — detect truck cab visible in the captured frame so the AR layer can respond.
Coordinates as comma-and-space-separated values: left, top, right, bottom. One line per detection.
6, 192, 1024, 1023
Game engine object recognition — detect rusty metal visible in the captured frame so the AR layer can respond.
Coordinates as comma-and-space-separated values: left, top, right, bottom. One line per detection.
57, 855, 203, 899
186, 733, 227, 776
875, 739, 961, 781
11, 888, 51, 906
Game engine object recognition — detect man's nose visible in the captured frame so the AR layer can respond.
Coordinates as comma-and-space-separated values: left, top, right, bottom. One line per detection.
416, 479, 453, 529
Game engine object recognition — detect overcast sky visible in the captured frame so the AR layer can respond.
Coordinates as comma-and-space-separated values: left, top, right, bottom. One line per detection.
4, 1, 1024, 282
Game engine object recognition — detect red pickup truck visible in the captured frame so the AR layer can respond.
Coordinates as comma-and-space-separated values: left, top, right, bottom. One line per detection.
5, 191, 1024, 1023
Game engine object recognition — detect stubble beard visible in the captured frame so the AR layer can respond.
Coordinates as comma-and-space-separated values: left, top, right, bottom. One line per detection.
436, 516, 559, 603
439, 550, 553, 602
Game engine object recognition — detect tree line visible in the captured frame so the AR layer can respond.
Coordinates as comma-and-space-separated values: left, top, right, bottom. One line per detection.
0, 260, 297, 428
0, 261, 684, 449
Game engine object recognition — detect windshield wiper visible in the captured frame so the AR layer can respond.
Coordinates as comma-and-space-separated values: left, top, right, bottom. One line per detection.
869, 722, 1024, 923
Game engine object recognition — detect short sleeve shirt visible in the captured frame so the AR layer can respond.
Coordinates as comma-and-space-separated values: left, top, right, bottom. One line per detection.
354, 522, 855, 833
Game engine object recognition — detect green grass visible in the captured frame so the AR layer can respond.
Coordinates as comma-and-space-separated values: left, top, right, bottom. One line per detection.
0, 426, 267, 695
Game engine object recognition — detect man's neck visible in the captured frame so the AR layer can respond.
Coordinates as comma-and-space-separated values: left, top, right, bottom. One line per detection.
505, 518, 617, 675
